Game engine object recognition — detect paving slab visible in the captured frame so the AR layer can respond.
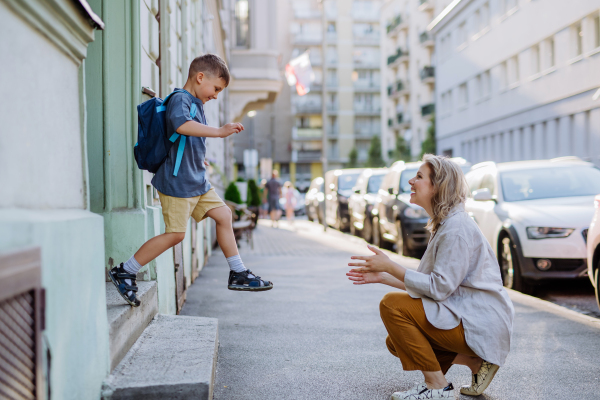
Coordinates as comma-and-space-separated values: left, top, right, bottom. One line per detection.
182, 220, 600, 400
106, 281, 158, 370
102, 314, 219, 400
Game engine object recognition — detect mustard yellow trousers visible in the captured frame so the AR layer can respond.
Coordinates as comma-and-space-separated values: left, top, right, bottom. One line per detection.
379, 291, 478, 374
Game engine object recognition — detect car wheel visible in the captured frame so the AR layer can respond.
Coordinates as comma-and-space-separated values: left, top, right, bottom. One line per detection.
499, 236, 534, 295
372, 217, 381, 247
362, 216, 373, 243
395, 220, 411, 257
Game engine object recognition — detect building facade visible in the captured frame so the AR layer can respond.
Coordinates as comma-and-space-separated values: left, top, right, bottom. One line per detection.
0, 0, 280, 398
432, 0, 600, 164
233, 0, 383, 191
381, 0, 451, 161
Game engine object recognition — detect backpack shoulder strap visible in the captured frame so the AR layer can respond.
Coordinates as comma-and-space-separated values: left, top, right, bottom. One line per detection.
155, 89, 187, 113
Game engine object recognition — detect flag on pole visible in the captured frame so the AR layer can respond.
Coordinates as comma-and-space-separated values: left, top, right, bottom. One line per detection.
285, 51, 314, 96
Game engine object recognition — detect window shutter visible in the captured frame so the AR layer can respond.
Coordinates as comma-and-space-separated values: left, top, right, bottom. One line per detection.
0, 247, 45, 400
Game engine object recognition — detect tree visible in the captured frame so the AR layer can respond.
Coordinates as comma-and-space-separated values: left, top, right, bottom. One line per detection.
247, 179, 261, 207
389, 134, 411, 163
365, 136, 386, 167
346, 147, 359, 168
224, 182, 243, 204
420, 113, 436, 158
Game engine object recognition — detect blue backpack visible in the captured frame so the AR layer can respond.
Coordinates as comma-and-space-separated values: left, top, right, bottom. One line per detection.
134, 89, 198, 176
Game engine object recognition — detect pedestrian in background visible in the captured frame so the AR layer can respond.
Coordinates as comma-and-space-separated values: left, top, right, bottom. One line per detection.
259, 178, 268, 219
284, 181, 296, 225
347, 154, 514, 400
265, 170, 282, 228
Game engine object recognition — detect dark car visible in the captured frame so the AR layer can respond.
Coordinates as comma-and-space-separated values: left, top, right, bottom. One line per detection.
325, 168, 365, 231
348, 168, 388, 241
305, 177, 325, 223
372, 161, 430, 257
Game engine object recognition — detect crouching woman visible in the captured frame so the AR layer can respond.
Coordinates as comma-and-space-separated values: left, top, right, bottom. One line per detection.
347, 155, 514, 400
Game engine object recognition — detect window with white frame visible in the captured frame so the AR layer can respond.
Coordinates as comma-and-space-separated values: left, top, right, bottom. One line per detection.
499, 61, 508, 91
234, 0, 249, 48
508, 55, 519, 86
475, 74, 482, 100
457, 21, 467, 47
573, 21, 583, 57
594, 14, 600, 49
482, 70, 491, 97
531, 44, 540, 75
542, 36, 555, 69
458, 83, 468, 108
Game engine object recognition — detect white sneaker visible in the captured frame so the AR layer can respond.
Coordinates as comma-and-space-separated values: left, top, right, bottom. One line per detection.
391, 383, 454, 400
460, 361, 499, 396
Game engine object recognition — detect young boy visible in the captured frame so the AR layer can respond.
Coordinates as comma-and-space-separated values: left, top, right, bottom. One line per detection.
109, 54, 273, 307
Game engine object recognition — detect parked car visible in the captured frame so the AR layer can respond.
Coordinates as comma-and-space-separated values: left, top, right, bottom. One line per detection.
325, 168, 365, 231
465, 157, 600, 294
372, 161, 430, 257
450, 156, 472, 175
305, 177, 325, 223
586, 194, 600, 310
348, 168, 388, 241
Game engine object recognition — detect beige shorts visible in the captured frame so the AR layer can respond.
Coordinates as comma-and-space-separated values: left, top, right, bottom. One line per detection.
158, 188, 226, 233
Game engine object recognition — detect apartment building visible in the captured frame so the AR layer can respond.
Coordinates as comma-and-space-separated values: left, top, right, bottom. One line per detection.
234, 0, 382, 191
432, 0, 600, 164
381, 0, 452, 161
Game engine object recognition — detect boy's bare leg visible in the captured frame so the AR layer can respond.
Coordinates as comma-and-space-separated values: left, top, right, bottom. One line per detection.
134, 232, 185, 265
205, 205, 238, 257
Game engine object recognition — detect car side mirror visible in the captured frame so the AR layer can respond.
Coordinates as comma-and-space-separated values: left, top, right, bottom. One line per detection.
473, 188, 494, 202
387, 187, 394, 195
354, 188, 361, 194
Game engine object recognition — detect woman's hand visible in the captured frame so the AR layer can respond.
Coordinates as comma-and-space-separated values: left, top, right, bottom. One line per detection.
348, 245, 392, 274
346, 270, 386, 285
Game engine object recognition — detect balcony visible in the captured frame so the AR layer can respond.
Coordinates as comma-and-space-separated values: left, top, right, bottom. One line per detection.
421, 103, 435, 117
419, 31, 434, 47
228, 49, 283, 121
386, 15, 402, 34
294, 9, 322, 19
354, 80, 380, 92
387, 48, 409, 67
297, 150, 323, 162
354, 33, 380, 46
326, 31, 337, 43
327, 126, 339, 136
326, 102, 339, 113
355, 128, 381, 137
292, 33, 322, 45
420, 66, 435, 84
353, 57, 380, 69
354, 105, 382, 116
387, 80, 409, 98
293, 102, 322, 114
294, 127, 323, 140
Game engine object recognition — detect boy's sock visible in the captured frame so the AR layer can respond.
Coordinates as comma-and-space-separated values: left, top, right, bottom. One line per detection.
226, 255, 248, 273
122, 255, 143, 295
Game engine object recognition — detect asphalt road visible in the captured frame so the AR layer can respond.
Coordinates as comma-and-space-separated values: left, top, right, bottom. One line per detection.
182, 219, 600, 400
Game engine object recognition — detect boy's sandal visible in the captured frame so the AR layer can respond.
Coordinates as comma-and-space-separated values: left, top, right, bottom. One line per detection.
460, 361, 499, 396
109, 265, 141, 307
228, 269, 273, 291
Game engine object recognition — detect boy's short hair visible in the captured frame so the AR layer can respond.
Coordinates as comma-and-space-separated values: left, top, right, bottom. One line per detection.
188, 54, 230, 86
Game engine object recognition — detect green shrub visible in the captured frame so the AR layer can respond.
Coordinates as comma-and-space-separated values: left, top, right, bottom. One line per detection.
247, 179, 261, 207
224, 182, 243, 204
236, 177, 245, 182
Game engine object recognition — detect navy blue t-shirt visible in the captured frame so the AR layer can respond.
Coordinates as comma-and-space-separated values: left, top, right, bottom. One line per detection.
151, 89, 212, 198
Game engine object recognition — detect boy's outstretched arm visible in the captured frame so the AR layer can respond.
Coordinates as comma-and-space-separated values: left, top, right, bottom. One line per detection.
177, 120, 244, 138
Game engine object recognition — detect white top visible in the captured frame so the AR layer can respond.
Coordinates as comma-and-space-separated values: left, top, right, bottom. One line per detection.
403, 203, 515, 366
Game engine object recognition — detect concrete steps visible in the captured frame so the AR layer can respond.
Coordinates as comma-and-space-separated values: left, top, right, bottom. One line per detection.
106, 282, 158, 370
101, 314, 219, 400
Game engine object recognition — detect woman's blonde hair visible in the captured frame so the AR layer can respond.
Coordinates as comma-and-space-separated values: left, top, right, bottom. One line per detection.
422, 154, 469, 233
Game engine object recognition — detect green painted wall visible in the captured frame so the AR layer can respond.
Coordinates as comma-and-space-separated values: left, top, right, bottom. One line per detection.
0, 210, 109, 400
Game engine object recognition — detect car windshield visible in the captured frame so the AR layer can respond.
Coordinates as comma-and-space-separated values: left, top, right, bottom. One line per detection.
500, 166, 600, 202
399, 169, 419, 193
367, 174, 385, 193
338, 173, 361, 191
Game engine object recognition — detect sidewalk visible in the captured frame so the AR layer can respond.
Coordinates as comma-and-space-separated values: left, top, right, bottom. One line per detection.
181, 220, 600, 400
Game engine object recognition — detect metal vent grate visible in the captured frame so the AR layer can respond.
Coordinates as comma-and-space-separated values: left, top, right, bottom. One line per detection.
0, 291, 36, 399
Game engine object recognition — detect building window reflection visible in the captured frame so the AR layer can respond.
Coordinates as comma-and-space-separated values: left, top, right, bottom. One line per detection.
235, 0, 249, 48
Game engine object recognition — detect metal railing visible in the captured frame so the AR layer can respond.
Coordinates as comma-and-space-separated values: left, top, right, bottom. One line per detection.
421, 103, 435, 116
386, 15, 402, 33
420, 66, 435, 81
387, 48, 408, 65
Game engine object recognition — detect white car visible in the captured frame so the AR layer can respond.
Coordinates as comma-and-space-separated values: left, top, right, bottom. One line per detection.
465, 157, 600, 294
586, 194, 600, 310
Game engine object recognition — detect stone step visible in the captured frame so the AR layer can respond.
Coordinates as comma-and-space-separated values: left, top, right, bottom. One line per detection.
106, 281, 158, 370
101, 314, 219, 400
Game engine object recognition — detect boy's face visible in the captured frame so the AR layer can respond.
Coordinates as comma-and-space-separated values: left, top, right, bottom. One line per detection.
195, 72, 227, 104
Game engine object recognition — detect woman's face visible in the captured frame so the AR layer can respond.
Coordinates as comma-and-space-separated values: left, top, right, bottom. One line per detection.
408, 164, 435, 209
